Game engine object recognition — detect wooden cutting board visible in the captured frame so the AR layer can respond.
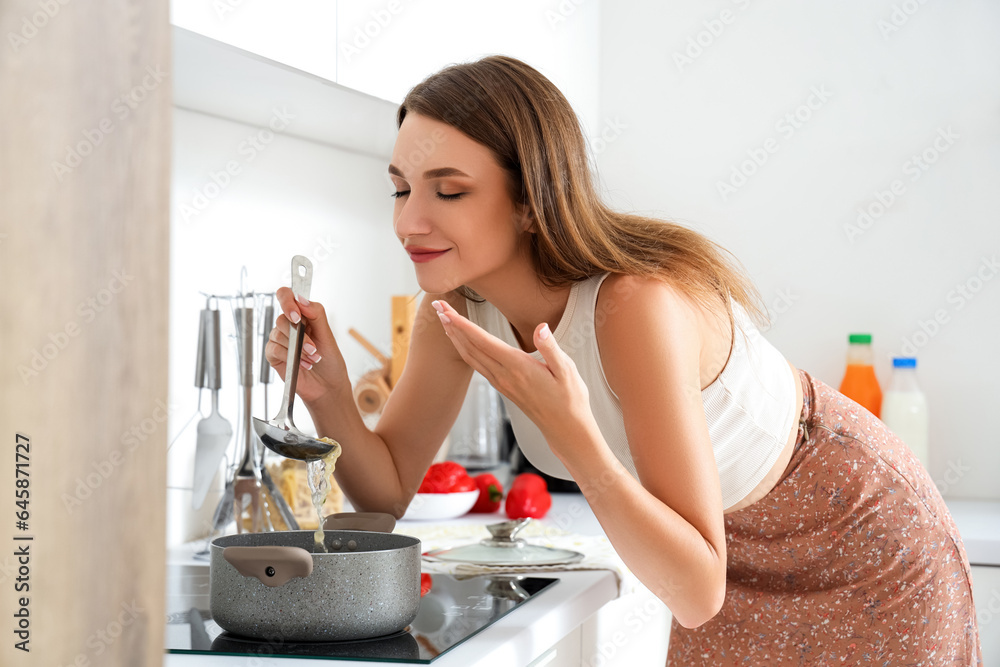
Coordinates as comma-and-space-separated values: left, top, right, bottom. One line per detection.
390, 295, 416, 389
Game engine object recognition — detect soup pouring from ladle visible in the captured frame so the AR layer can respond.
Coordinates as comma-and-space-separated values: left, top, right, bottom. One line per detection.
253, 255, 340, 462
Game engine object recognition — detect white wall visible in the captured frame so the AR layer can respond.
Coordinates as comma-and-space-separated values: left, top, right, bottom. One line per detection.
167, 108, 416, 545
597, 0, 1000, 500
171, 0, 602, 137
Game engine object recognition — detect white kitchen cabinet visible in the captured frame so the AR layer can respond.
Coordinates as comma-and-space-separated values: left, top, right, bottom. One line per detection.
172, 0, 602, 140
171, 0, 339, 80
972, 565, 1000, 666
581, 586, 670, 666
529, 626, 582, 667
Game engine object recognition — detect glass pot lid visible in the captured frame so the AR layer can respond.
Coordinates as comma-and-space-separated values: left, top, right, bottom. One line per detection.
421, 518, 585, 566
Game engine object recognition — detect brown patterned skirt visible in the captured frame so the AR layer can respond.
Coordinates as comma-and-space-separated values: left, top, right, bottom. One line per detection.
667, 369, 982, 666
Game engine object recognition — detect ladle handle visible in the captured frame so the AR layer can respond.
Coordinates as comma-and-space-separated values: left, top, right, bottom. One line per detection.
278, 256, 313, 423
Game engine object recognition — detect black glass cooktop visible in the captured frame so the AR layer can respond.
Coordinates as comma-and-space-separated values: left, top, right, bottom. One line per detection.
165, 574, 558, 663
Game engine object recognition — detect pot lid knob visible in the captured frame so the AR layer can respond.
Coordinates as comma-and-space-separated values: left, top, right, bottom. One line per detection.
482, 518, 531, 547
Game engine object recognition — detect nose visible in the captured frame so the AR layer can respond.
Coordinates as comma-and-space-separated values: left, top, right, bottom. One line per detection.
392, 192, 433, 241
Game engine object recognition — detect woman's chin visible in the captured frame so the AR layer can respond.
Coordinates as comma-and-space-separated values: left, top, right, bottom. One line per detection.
414, 274, 461, 295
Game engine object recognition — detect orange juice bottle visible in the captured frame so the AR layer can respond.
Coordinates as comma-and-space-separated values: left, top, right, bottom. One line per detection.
839, 333, 882, 417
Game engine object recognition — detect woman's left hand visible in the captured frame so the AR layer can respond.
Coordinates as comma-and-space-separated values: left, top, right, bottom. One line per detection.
431, 300, 598, 457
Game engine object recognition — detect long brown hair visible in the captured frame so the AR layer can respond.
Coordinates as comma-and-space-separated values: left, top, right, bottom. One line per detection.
397, 55, 768, 328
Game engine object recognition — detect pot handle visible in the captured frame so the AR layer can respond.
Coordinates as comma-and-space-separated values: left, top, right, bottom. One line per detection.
222, 546, 313, 587
323, 511, 396, 533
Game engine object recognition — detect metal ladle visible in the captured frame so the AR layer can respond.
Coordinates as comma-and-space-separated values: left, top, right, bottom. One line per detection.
253, 255, 340, 461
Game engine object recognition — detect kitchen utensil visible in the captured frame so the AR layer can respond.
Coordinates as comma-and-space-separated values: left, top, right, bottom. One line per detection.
256, 300, 274, 462
354, 369, 392, 415
168, 573, 560, 659
421, 518, 585, 566
389, 295, 416, 388
348, 328, 392, 415
447, 372, 506, 470
192, 305, 233, 509
402, 491, 479, 521
187, 608, 212, 651
259, 465, 299, 530
210, 477, 235, 533
323, 511, 396, 532
210, 512, 420, 642
253, 298, 301, 530
232, 305, 264, 533
254, 256, 340, 461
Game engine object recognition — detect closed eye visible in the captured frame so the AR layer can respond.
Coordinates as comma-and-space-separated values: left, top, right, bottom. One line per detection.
390, 191, 466, 201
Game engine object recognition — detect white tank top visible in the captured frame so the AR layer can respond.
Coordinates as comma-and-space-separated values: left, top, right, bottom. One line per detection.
465, 272, 798, 510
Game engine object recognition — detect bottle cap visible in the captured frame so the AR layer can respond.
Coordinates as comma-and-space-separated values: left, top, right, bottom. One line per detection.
892, 357, 917, 368
848, 333, 872, 344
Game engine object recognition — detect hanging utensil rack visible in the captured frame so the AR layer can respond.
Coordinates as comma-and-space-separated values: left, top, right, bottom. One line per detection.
195, 268, 300, 539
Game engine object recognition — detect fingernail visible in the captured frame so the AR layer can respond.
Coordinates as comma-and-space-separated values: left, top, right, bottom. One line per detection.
437, 311, 452, 325
300, 360, 313, 370
539, 323, 550, 341
309, 354, 322, 364
295, 294, 310, 306
431, 300, 444, 314
304, 343, 317, 355
289, 311, 301, 324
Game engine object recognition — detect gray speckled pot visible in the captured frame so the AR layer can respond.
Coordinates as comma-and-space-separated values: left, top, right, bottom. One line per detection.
210, 530, 421, 642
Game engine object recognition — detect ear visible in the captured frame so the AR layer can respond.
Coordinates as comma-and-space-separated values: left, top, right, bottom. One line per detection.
515, 204, 536, 234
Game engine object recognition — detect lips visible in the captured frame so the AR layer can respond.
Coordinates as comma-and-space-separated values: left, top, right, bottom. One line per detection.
406, 247, 450, 263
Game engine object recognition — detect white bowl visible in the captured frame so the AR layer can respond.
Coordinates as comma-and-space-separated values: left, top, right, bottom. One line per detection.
402, 491, 479, 521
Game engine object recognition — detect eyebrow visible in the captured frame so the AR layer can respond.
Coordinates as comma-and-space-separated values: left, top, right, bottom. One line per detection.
387, 165, 472, 179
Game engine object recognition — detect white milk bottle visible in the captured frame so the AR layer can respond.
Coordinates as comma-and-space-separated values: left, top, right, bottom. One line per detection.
881, 357, 929, 469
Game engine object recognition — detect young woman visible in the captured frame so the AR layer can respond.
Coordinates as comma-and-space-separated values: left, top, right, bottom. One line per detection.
266, 56, 982, 665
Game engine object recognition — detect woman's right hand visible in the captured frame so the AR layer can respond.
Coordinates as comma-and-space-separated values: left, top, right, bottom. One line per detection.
265, 286, 351, 405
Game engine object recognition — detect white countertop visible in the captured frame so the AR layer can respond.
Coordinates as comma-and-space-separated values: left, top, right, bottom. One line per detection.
164, 493, 1000, 666
165, 493, 618, 667
944, 499, 1000, 567
165, 569, 617, 667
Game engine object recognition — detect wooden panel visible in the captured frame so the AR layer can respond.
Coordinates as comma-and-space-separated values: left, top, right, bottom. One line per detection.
390, 295, 417, 389
0, 1, 171, 665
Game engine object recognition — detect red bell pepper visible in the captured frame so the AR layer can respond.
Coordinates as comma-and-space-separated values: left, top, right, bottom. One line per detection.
504, 473, 551, 519
470, 473, 504, 513
417, 461, 476, 493
420, 573, 433, 597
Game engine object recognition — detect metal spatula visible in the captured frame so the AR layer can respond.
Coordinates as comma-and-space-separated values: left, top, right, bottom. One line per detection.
192, 306, 233, 510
